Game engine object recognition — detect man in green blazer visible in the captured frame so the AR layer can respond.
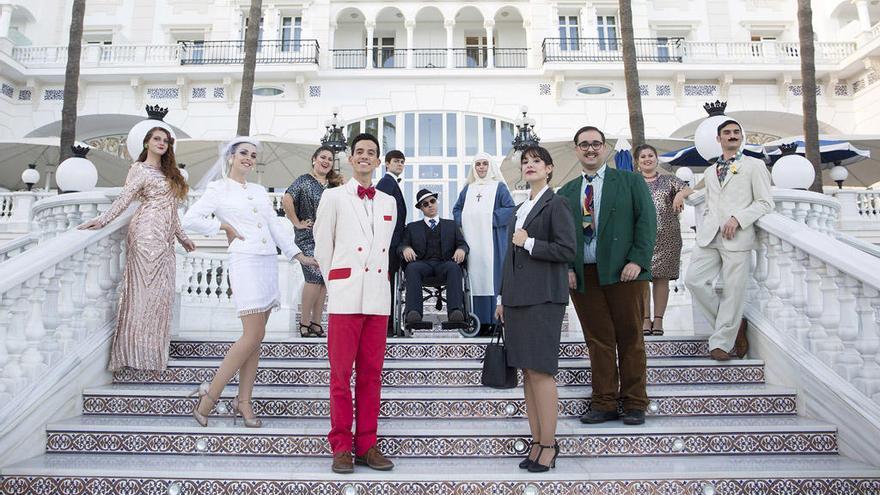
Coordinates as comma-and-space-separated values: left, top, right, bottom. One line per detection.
557, 126, 656, 426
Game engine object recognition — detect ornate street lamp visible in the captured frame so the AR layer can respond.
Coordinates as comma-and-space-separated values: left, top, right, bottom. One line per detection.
830, 161, 848, 189
511, 106, 540, 153
320, 110, 348, 172
694, 100, 738, 162
21, 164, 40, 191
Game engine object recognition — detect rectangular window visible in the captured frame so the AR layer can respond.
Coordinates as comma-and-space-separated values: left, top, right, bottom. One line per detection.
419, 165, 443, 179
464, 36, 488, 68
281, 16, 302, 52
482, 117, 497, 155
346, 122, 361, 148
243, 16, 265, 45
404, 113, 415, 156
501, 121, 515, 155
597, 15, 617, 51
656, 36, 669, 62
465, 115, 478, 155
558, 15, 579, 51
419, 113, 443, 156
365, 118, 379, 140
383, 115, 397, 152
372, 37, 396, 68
446, 113, 457, 157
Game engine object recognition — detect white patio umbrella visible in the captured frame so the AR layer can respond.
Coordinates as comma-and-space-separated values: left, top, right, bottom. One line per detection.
764, 135, 880, 188
0, 137, 130, 190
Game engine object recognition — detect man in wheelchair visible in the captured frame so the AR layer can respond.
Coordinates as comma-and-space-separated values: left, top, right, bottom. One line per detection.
398, 189, 469, 327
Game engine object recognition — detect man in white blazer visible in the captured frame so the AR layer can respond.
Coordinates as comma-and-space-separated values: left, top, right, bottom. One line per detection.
686, 120, 773, 361
313, 133, 397, 474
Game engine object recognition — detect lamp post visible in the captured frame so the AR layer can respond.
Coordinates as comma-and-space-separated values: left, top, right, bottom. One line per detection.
55, 144, 98, 193
511, 107, 541, 190
693, 100, 738, 162
771, 143, 815, 190
320, 110, 348, 172
830, 162, 848, 189
21, 164, 40, 191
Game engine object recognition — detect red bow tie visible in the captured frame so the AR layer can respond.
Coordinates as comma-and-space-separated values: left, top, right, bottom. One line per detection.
357, 185, 376, 200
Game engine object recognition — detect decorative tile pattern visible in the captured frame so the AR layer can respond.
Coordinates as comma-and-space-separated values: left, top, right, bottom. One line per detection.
191, 87, 207, 99
834, 83, 849, 97
656, 84, 672, 96
44, 430, 837, 457
81, 394, 797, 418
853, 80, 865, 94
169, 339, 711, 361
788, 84, 822, 97
18, 89, 31, 101
683, 84, 718, 97
146, 87, 179, 100
113, 364, 765, 386
213, 87, 225, 99
639, 84, 649, 96
4, 477, 879, 495
308, 85, 320, 97
43, 89, 64, 101
539, 83, 552, 95
868, 71, 879, 86
1, 83, 13, 98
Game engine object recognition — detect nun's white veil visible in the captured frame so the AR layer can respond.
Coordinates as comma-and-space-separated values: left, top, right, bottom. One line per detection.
466, 152, 505, 185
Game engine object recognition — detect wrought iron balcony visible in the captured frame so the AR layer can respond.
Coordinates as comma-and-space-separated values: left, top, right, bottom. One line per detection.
330, 47, 528, 69
179, 39, 319, 65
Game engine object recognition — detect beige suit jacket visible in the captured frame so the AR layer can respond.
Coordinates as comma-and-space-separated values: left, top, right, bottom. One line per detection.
697, 155, 773, 251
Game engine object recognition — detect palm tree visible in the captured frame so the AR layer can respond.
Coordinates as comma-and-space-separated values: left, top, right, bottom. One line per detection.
797, 0, 822, 192
59, 0, 86, 161
237, 0, 263, 136
619, 0, 646, 151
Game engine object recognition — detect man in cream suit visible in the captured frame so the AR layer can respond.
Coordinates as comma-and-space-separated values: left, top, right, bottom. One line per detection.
685, 120, 773, 361
313, 133, 397, 474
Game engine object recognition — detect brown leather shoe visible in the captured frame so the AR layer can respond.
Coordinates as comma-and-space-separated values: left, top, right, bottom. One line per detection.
355, 446, 394, 471
709, 348, 731, 361
331, 451, 354, 474
733, 319, 749, 358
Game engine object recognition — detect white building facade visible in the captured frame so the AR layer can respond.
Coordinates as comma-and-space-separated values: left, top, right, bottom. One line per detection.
0, 0, 879, 215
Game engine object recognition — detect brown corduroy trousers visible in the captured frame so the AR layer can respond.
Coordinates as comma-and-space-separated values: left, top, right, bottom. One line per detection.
569, 264, 649, 412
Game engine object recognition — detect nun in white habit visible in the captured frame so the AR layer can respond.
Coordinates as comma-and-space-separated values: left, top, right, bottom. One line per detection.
453, 152, 517, 331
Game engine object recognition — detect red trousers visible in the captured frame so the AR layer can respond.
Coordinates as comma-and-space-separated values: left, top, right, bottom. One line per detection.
327, 313, 388, 455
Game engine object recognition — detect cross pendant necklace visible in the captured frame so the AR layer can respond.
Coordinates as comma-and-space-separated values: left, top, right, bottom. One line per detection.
476, 193, 483, 202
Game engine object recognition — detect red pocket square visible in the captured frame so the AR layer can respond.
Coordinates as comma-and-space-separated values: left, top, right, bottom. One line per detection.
383, 215, 392, 221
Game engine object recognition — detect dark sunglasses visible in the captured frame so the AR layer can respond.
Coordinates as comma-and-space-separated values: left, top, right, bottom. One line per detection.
419, 198, 437, 207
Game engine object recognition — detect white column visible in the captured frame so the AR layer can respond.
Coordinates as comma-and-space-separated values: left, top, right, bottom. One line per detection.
0, 5, 13, 39
405, 20, 415, 68
9, 193, 37, 231
328, 21, 337, 68
365, 20, 375, 69
524, 19, 534, 68
854, 0, 873, 32
445, 19, 455, 68
484, 20, 495, 68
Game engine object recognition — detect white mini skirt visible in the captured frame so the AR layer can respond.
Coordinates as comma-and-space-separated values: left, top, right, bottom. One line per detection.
228, 252, 281, 317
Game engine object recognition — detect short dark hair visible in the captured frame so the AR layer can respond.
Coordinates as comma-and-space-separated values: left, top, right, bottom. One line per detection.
573, 126, 606, 145
350, 133, 380, 155
634, 143, 658, 157
385, 149, 405, 163
716, 119, 742, 136
521, 145, 554, 183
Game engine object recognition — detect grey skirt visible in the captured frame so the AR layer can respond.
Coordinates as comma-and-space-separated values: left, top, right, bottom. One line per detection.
503, 303, 566, 375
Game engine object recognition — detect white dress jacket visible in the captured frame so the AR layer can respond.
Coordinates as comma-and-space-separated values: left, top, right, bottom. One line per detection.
182, 178, 301, 260
698, 155, 774, 252
313, 178, 397, 315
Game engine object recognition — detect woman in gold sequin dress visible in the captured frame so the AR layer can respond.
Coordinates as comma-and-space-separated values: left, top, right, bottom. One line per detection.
79, 127, 195, 371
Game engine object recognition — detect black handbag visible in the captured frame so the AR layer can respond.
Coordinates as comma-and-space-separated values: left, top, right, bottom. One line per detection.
481, 324, 518, 389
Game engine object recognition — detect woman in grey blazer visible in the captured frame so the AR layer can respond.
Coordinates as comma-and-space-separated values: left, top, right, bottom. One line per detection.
495, 145, 576, 473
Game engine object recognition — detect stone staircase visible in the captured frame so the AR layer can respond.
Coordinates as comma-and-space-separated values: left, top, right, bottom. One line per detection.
2, 324, 880, 494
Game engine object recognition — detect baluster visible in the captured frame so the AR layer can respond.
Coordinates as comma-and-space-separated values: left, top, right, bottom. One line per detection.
817, 264, 845, 366
64, 204, 81, 231
39, 266, 61, 365
806, 204, 821, 232
775, 240, 795, 333
4, 286, 29, 393
70, 250, 89, 341
763, 235, 784, 321
777, 200, 793, 219
834, 274, 864, 380
54, 206, 69, 235
180, 256, 195, 303
21, 275, 48, 380
82, 243, 105, 329
0, 292, 11, 399
801, 255, 826, 354
207, 259, 220, 305
97, 237, 115, 321
79, 202, 98, 225
793, 201, 809, 225
197, 258, 209, 303
852, 284, 880, 398
787, 247, 810, 345
219, 258, 231, 304
752, 231, 770, 311
55, 259, 76, 352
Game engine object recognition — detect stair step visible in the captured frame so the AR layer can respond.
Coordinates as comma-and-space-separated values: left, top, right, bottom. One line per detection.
81, 383, 797, 418
169, 335, 710, 360
44, 416, 837, 458
112, 358, 765, 387
5, 453, 878, 494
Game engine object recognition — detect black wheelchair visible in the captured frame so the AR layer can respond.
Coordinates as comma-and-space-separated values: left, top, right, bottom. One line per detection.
391, 259, 480, 338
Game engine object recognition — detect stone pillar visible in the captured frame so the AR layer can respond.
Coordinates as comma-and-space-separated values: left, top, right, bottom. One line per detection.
484, 19, 495, 68
0, 5, 13, 39
523, 19, 534, 68
9, 192, 38, 232
328, 21, 337, 68
854, 0, 873, 32
365, 20, 375, 69
445, 19, 455, 68
405, 20, 415, 68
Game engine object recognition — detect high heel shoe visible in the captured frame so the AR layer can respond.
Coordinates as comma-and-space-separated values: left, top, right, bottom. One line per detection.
308, 321, 326, 338
518, 440, 539, 469
231, 396, 263, 428
299, 322, 317, 338
652, 316, 664, 336
189, 382, 218, 427
527, 441, 559, 473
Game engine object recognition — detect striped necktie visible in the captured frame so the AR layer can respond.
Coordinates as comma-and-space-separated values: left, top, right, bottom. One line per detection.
583, 176, 595, 242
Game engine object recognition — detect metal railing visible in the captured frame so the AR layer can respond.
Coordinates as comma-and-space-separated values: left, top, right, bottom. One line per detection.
543, 37, 684, 63
411, 48, 447, 68
494, 48, 529, 68
332, 47, 526, 69
179, 39, 319, 65
453, 48, 487, 68
332, 49, 367, 69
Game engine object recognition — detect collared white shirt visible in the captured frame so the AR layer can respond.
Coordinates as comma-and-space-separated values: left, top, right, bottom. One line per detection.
423, 214, 440, 229
580, 164, 607, 264
515, 184, 550, 254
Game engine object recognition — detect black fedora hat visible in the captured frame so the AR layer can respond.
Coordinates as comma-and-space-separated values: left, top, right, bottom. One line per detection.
415, 188, 439, 208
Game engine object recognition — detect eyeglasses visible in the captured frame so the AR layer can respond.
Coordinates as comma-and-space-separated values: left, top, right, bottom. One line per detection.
576, 141, 605, 151
420, 198, 437, 207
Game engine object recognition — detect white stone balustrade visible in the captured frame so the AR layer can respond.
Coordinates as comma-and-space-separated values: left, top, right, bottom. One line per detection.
829, 189, 880, 229
0, 210, 130, 424
31, 189, 120, 240
771, 188, 841, 235
0, 236, 38, 264
12, 44, 181, 68
0, 191, 56, 233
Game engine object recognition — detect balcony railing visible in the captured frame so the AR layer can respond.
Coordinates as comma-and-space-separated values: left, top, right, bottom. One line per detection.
494, 48, 529, 68
543, 37, 684, 63
11, 44, 181, 68
410, 48, 447, 69
331, 48, 527, 69
332, 49, 367, 69
179, 39, 319, 65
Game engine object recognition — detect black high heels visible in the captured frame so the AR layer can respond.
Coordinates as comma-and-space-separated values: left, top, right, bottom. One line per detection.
527, 441, 559, 473
518, 440, 539, 469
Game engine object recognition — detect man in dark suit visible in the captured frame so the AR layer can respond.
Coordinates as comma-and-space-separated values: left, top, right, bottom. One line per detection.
376, 150, 407, 334
557, 125, 657, 426
399, 189, 469, 326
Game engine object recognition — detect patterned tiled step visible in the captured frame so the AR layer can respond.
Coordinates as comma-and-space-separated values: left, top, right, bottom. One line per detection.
169, 335, 710, 361
44, 416, 838, 458
4, 454, 879, 495
112, 358, 765, 387
81, 383, 797, 419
